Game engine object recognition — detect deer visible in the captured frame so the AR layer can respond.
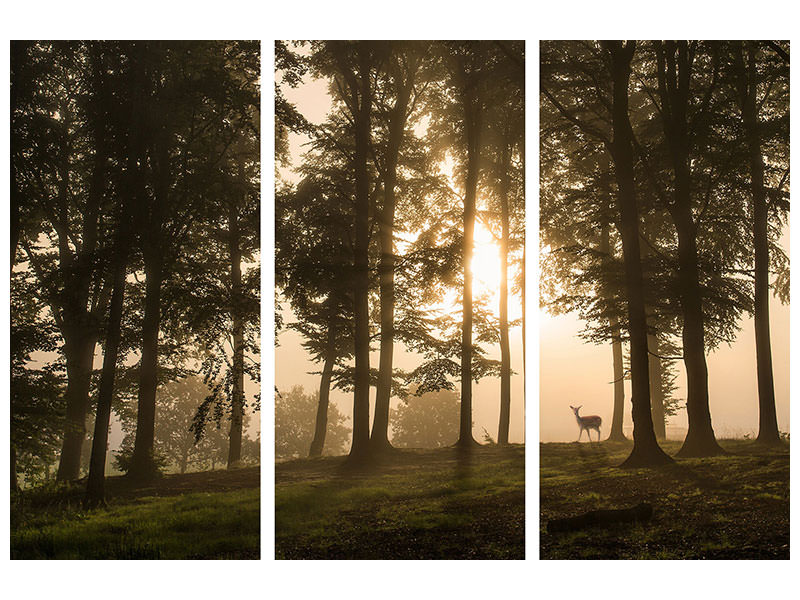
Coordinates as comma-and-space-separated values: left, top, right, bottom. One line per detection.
570, 405, 602, 442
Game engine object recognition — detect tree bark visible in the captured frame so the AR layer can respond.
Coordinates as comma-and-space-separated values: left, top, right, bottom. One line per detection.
129, 255, 164, 481
648, 333, 667, 440
54, 57, 108, 481
310, 319, 337, 457
371, 62, 414, 453
85, 220, 130, 507
11, 445, 19, 492
599, 220, 626, 442
56, 333, 97, 480
734, 42, 780, 445
652, 41, 723, 457
348, 44, 373, 463
607, 318, 627, 442
497, 143, 512, 445
457, 66, 482, 449
603, 40, 672, 468
227, 192, 245, 468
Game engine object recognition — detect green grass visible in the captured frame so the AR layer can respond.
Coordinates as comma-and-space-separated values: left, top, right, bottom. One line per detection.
11, 470, 260, 559
275, 445, 525, 559
540, 439, 788, 559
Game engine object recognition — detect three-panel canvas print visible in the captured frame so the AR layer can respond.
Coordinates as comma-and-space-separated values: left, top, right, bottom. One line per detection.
8, 39, 789, 561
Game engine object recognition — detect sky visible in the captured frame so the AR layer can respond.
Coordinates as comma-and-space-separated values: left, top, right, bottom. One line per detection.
275, 48, 526, 446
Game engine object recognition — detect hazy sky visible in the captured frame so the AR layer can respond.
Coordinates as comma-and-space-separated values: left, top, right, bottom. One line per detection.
275, 48, 526, 445
540, 260, 790, 442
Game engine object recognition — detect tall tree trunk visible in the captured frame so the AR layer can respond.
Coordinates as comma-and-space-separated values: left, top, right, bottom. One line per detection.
603, 40, 672, 468
348, 45, 373, 463
608, 318, 627, 441
457, 73, 482, 449
310, 316, 338, 457
648, 333, 667, 440
735, 42, 780, 444
497, 144, 512, 445
85, 219, 130, 506
673, 215, 720, 457
599, 220, 626, 442
371, 68, 414, 452
56, 333, 97, 480
228, 193, 245, 468
651, 41, 722, 458
129, 255, 164, 481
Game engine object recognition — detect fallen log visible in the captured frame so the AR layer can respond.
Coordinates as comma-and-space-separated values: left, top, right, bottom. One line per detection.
547, 502, 653, 533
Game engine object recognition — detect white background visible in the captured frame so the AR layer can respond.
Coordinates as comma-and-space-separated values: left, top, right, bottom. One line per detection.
1, 1, 796, 597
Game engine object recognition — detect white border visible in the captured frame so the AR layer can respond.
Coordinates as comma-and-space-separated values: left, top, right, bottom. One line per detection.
1, 1, 796, 598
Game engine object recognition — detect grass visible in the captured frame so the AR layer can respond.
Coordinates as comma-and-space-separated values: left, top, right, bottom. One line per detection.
540, 439, 789, 559
275, 445, 525, 559
11, 467, 260, 559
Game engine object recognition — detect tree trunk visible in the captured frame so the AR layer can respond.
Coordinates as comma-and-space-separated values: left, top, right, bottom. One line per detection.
56, 333, 97, 481
607, 318, 627, 442
603, 40, 672, 468
310, 320, 337, 457
129, 256, 164, 481
371, 71, 413, 453
457, 74, 482, 449
497, 143, 512, 445
648, 333, 667, 440
599, 220, 626, 442
650, 41, 722, 457
348, 45, 373, 463
227, 193, 245, 469
85, 220, 130, 507
11, 445, 19, 492
735, 42, 780, 444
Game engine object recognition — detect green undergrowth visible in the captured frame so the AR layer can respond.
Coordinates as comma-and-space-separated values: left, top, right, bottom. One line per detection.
276, 445, 525, 559
540, 439, 788, 559
12, 472, 260, 559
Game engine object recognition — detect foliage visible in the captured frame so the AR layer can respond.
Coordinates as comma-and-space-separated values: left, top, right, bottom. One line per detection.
115, 375, 259, 474
390, 388, 460, 448
275, 386, 350, 459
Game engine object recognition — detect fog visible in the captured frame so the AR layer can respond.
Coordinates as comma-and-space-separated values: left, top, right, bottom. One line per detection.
540, 291, 789, 442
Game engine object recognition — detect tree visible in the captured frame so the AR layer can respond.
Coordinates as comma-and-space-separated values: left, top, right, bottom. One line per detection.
128, 41, 260, 480
433, 41, 494, 448
12, 42, 114, 481
11, 268, 65, 490
370, 42, 425, 453
541, 40, 670, 464
602, 41, 673, 466
390, 388, 460, 449
730, 41, 789, 445
276, 174, 354, 458
275, 386, 350, 460
645, 41, 723, 457
481, 41, 525, 444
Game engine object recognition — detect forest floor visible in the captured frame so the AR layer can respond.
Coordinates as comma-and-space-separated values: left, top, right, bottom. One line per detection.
540, 439, 789, 559
10, 466, 260, 559
275, 444, 525, 559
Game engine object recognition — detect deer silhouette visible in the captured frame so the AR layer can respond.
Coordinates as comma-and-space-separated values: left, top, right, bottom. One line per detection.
570, 405, 602, 442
